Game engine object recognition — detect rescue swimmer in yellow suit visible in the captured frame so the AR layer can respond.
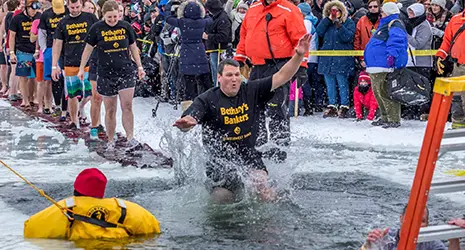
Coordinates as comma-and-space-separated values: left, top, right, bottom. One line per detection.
23, 168, 161, 240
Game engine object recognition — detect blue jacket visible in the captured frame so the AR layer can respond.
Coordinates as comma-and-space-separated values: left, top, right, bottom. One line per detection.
364, 14, 408, 72
166, 1, 212, 75
316, 17, 356, 75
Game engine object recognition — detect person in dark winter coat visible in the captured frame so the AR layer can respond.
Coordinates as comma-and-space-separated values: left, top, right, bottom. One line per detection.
344, 0, 368, 25
204, 0, 232, 86
166, 0, 213, 110
316, 0, 355, 119
364, 2, 408, 128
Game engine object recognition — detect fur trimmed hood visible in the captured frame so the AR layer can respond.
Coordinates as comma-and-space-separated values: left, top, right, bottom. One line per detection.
323, 0, 348, 22
177, 0, 206, 19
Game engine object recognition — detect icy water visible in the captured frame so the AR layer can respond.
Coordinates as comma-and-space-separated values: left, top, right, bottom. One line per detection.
0, 101, 464, 250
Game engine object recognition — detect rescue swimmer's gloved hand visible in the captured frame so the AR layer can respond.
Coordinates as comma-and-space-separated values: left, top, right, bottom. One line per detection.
386, 55, 395, 68
437, 57, 445, 75
295, 67, 308, 88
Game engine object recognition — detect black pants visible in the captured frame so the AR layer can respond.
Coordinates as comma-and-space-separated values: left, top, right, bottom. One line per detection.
250, 60, 290, 147
182, 73, 211, 101
52, 77, 67, 111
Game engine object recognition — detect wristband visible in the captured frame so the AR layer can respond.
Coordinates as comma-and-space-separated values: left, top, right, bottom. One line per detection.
35, 50, 39, 53
9, 51, 14, 55
52, 66, 58, 70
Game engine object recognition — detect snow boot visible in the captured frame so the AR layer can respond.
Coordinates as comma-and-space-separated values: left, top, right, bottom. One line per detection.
382, 122, 401, 129
338, 105, 349, 119
303, 99, 313, 116
371, 119, 387, 126
323, 105, 338, 118
181, 100, 193, 112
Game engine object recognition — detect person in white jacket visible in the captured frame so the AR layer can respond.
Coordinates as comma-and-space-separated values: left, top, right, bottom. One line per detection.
298, 2, 325, 115
224, 0, 248, 48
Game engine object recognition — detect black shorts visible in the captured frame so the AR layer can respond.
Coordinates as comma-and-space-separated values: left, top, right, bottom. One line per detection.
205, 152, 267, 193
0, 51, 7, 65
97, 74, 136, 97
89, 59, 97, 81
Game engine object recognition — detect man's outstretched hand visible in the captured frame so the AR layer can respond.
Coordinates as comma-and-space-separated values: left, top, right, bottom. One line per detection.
295, 34, 311, 56
173, 115, 198, 132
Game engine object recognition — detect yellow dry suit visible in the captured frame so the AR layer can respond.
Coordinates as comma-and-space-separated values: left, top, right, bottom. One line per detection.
24, 196, 160, 240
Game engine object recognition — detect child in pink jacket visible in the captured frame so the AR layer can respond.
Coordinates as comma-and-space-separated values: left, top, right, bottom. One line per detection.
354, 72, 378, 121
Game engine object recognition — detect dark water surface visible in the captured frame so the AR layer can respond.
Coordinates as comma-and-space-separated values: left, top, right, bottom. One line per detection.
0, 104, 463, 250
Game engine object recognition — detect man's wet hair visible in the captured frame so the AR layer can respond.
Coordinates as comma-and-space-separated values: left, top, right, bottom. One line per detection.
218, 59, 240, 75
402, 205, 429, 223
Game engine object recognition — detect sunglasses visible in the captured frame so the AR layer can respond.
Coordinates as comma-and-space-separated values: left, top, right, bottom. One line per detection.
28, 1, 41, 10
368, 5, 378, 8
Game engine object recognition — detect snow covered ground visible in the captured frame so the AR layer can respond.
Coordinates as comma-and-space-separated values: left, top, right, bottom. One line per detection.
0, 97, 465, 249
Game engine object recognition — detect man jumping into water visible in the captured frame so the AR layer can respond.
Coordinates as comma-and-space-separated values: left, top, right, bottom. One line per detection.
173, 34, 311, 204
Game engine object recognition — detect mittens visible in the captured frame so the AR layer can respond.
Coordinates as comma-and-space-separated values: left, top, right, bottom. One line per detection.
387, 55, 395, 68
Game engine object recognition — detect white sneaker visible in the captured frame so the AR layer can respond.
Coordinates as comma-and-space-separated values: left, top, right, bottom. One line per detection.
106, 141, 116, 151
126, 138, 142, 152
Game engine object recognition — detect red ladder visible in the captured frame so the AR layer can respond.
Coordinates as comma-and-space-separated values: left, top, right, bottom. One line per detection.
398, 76, 465, 250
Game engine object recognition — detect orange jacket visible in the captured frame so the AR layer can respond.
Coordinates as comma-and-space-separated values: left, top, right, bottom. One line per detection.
436, 12, 465, 65
354, 15, 379, 60
234, 0, 308, 67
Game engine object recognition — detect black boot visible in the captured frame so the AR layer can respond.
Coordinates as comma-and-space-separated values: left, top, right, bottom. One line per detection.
303, 99, 313, 116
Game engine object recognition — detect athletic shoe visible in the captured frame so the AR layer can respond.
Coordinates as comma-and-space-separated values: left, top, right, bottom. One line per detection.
89, 128, 99, 140
43, 108, 51, 115
68, 123, 78, 131
126, 138, 142, 152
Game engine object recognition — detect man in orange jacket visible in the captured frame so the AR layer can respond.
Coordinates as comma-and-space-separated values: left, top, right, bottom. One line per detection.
436, 7, 465, 129
234, 0, 308, 162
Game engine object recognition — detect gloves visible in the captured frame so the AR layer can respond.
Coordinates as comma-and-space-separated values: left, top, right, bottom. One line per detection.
295, 66, 308, 88
333, 19, 342, 28
437, 57, 445, 75
431, 27, 445, 37
387, 55, 395, 68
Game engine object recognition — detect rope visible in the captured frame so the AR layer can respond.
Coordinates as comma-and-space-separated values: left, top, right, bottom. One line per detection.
0, 160, 74, 219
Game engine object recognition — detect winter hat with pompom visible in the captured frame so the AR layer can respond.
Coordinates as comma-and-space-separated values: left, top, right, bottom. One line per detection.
382, 2, 403, 16
358, 72, 372, 85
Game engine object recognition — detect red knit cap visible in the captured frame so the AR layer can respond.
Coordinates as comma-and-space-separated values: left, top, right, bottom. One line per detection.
358, 72, 371, 85
74, 168, 107, 198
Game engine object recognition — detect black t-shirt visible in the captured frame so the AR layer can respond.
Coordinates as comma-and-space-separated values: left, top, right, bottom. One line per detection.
183, 76, 274, 162
5, 12, 13, 34
54, 12, 98, 67
9, 12, 41, 53
85, 20, 137, 76
39, 8, 68, 48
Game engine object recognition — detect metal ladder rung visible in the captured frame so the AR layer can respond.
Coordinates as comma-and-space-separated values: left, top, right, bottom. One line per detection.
443, 129, 465, 139
430, 179, 465, 194
440, 143, 465, 152
418, 225, 465, 243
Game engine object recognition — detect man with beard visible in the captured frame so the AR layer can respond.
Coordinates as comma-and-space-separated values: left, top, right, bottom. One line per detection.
174, 34, 311, 204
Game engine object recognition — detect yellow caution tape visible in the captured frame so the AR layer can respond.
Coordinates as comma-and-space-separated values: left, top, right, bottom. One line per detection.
137, 38, 154, 44
308, 50, 438, 57
444, 169, 465, 176
205, 49, 227, 53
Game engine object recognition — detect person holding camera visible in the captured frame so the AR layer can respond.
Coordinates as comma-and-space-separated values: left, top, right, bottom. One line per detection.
436, 3, 465, 129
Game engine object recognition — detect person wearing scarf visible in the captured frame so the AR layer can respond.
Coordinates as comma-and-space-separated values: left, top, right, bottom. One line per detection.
426, 0, 452, 49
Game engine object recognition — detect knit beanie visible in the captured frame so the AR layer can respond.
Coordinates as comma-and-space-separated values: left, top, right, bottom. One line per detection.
407, 3, 425, 17
298, 3, 312, 16
382, 2, 402, 16
358, 72, 371, 85
237, 2, 249, 10
431, 0, 446, 9
74, 168, 107, 199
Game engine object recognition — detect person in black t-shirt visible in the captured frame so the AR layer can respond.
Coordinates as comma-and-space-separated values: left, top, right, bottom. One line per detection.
78, 0, 145, 151
51, 0, 98, 129
1, 0, 20, 101
173, 34, 311, 204
9, 0, 41, 109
